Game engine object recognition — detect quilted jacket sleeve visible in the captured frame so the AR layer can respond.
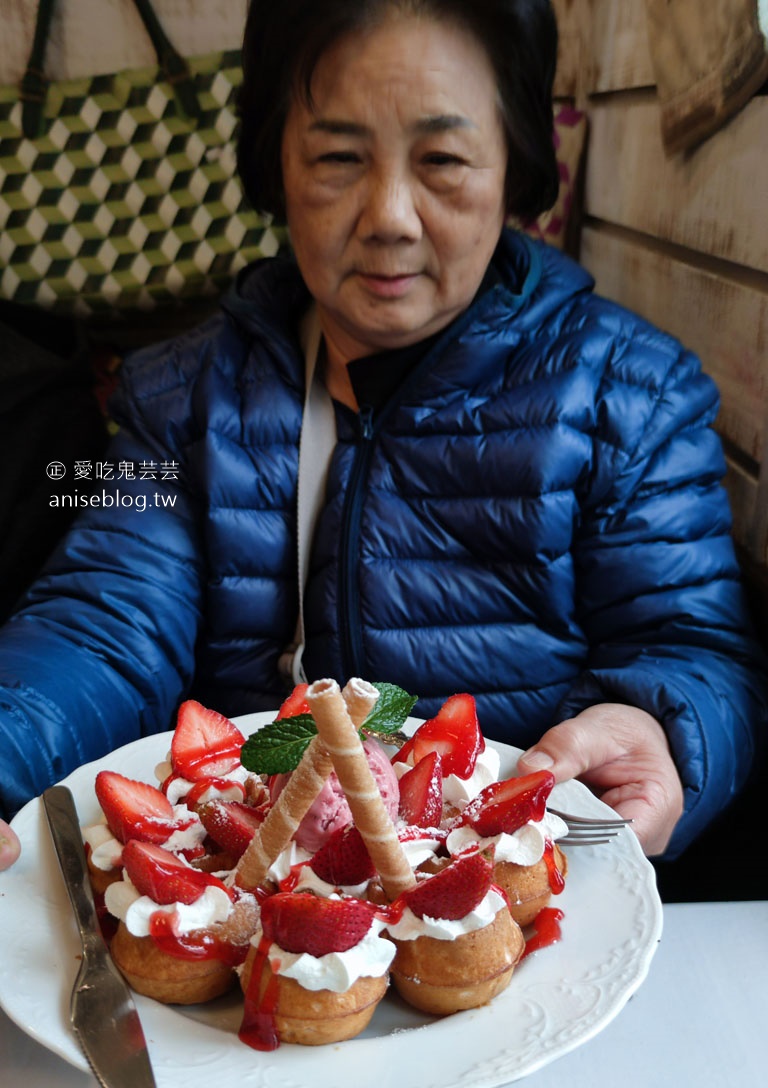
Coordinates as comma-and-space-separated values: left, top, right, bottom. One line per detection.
559, 329, 767, 856
0, 341, 205, 821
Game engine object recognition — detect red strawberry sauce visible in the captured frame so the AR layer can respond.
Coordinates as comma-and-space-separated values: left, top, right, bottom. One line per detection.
144, 883, 268, 964
239, 934, 282, 1051
523, 907, 565, 958
543, 839, 566, 894
148, 912, 249, 966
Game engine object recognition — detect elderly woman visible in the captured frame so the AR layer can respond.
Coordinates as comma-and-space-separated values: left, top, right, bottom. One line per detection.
0, 0, 764, 865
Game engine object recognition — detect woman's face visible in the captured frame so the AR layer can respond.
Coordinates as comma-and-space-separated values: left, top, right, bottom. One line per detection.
280, 11, 508, 364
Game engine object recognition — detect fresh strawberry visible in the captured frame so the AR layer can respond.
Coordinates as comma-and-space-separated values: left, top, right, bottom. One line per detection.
403, 850, 493, 921
171, 700, 245, 780
95, 770, 187, 845
121, 840, 232, 906
197, 800, 265, 860
461, 771, 555, 837
393, 693, 484, 779
309, 825, 376, 886
261, 892, 376, 956
398, 751, 443, 827
276, 682, 310, 720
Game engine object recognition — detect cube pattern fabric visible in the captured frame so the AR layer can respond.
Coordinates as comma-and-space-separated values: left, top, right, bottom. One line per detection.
0, 49, 288, 315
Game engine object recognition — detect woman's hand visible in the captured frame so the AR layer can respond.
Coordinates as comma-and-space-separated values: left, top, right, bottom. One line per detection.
0, 818, 20, 871
516, 703, 684, 856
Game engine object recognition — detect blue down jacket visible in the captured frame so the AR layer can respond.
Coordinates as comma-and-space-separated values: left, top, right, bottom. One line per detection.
0, 231, 765, 854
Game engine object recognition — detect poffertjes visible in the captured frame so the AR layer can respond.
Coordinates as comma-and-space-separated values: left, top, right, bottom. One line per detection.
84, 680, 571, 1049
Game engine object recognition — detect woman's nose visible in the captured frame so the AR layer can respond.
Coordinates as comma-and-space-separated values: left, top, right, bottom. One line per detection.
358, 169, 421, 243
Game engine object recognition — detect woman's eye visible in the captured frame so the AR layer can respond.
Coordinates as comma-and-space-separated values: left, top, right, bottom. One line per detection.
423, 152, 465, 167
317, 151, 360, 165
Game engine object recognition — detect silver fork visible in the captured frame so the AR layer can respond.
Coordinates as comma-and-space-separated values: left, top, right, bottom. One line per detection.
549, 806, 632, 846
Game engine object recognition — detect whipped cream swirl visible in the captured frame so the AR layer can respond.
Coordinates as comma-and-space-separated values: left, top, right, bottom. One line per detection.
104, 874, 233, 937
446, 809, 568, 866
154, 756, 253, 805
386, 886, 507, 942
261, 915, 395, 992
81, 807, 208, 871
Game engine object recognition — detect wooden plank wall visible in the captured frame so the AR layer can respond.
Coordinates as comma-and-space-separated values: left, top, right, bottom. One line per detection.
553, 0, 768, 622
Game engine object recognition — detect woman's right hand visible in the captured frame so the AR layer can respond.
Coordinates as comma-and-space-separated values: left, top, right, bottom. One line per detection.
516, 702, 684, 856
0, 819, 20, 870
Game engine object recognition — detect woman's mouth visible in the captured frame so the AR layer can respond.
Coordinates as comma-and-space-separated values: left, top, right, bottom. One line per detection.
357, 272, 420, 299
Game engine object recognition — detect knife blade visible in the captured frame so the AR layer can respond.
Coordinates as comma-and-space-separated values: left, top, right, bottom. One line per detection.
43, 784, 157, 1088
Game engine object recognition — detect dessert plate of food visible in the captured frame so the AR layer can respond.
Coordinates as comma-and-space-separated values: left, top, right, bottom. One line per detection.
0, 682, 663, 1088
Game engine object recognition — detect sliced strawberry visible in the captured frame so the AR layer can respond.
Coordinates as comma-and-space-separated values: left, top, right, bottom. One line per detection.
95, 770, 185, 845
175, 841, 207, 863
261, 892, 376, 956
393, 693, 484, 779
403, 850, 493, 921
461, 770, 555, 837
276, 683, 310, 720
398, 751, 443, 828
160, 768, 246, 807
122, 840, 232, 906
171, 700, 245, 780
309, 825, 376, 886
197, 800, 265, 860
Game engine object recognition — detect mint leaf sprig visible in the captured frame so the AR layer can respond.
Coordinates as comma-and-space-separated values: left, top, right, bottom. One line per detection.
240, 681, 417, 775
356, 682, 417, 736
240, 713, 317, 775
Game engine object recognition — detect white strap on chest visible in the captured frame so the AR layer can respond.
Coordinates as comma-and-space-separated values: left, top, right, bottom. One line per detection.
278, 305, 337, 685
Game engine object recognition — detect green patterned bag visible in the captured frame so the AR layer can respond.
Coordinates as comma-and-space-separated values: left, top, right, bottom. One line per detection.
0, 0, 287, 316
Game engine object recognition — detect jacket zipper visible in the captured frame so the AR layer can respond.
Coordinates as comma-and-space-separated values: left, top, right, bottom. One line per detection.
338, 404, 374, 678
333, 268, 534, 679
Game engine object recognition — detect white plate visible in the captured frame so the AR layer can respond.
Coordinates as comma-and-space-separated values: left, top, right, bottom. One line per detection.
0, 713, 662, 1088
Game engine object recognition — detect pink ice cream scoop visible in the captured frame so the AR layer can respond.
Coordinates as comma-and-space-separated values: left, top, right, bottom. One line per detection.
269, 737, 400, 852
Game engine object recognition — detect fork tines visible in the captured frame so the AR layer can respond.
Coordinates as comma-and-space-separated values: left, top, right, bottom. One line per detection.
559, 833, 618, 846
549, 806, 632, 847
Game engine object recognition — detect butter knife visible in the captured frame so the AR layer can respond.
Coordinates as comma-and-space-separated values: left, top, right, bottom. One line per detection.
43, 784, 157, 1088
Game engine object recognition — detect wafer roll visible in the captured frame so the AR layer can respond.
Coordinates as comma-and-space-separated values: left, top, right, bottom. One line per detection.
341, 676, 379, 729
235, 734, 334, 890
307, 678, 416, 900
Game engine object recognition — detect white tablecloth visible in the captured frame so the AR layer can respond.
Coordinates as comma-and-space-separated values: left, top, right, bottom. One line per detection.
2, 900, 767, 1086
